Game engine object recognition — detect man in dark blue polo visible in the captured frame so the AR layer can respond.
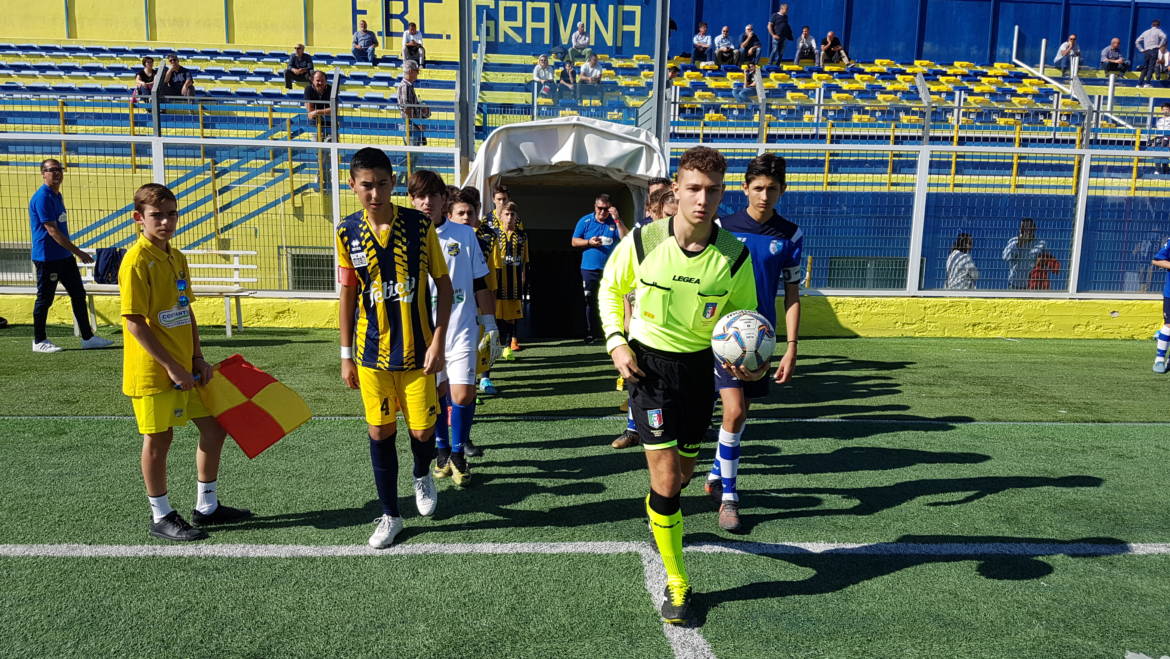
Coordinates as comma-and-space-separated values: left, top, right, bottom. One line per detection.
571, 193, 626, 343
29, 158, 112, 353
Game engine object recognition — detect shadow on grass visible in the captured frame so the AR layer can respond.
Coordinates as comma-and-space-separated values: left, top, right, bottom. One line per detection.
694, 533, 1130, 616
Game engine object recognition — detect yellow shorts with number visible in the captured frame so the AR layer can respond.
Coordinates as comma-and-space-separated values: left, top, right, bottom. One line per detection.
130, 388, 210, 435
357, 366, 438, 430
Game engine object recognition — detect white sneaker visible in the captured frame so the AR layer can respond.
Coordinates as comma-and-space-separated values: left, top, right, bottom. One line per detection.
32, 341, 63, 353
368, 515, 403, 548
80, 335, 113, 350
413, 474, 437, 516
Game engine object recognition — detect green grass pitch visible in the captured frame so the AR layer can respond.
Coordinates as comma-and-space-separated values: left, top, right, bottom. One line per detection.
1, 324, 1168, 657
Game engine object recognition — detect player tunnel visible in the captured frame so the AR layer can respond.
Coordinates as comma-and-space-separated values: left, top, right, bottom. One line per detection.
463, 116, 670, 339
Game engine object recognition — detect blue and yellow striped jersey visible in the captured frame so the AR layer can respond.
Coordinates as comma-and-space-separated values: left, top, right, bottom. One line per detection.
336, 206, 448, 371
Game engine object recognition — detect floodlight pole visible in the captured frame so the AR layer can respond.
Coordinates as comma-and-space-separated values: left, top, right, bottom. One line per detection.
651, 0, 671, 147
457, 0, 475, 182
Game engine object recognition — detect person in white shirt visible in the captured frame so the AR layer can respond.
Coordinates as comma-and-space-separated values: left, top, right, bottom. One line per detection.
714, 25, 737, 65
1153, 103, 1170, 175
794, 26, 817, 64
1158, 44, 1170, 78
946, 233, 979, 290
1002, 218, 1045, 289
1156, 102, 1170, 130
578, 53, 603, 100
692, 22, 713, 63
402, 22, 425, 68
569, 22, 592, 63
1053, 34, 1080, 77
411, 176, 499, 484
533, 54, 556, 98
1137, 19, 1166, 86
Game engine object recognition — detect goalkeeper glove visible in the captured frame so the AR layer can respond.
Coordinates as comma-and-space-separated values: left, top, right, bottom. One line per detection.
478, 314, 502, 367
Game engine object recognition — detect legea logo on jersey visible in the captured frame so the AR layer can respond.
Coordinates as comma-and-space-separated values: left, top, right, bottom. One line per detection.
367, 277, 418, 304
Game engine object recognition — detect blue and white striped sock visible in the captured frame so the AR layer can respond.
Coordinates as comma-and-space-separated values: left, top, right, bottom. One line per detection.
626, 407, 637, 432
434, 394, 451, 450
716, 427, 743, 502
1156, 330, 1169, 360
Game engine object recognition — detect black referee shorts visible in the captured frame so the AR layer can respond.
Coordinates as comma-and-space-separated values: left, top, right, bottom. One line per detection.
629, 341, 715, 459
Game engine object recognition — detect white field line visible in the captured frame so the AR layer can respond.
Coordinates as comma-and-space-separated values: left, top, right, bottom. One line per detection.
3, 539, 1169, 559
638, 547, 717, 659
4, 415, 1170, 427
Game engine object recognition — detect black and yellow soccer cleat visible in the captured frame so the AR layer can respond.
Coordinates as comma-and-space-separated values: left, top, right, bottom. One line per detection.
659, 583, 695, 626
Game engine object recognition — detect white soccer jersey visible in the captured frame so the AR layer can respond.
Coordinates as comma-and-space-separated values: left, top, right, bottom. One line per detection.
431, 219, 490, 353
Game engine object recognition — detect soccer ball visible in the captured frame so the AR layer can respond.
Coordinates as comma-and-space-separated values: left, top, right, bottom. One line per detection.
712, 310, 776, 372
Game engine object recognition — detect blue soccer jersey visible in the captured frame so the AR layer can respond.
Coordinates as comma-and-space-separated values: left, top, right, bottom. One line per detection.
1155, 239, 1170, 297
717, 209, 804, 327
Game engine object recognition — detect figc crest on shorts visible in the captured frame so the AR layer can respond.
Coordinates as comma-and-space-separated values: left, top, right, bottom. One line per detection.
647, 408, 664, 429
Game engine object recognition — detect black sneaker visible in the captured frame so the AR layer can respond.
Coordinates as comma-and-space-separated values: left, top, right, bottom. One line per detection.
191, 503, 253, 525
463, 438, 484, 458
659, 583, 695, 625
149, 511, 209, 542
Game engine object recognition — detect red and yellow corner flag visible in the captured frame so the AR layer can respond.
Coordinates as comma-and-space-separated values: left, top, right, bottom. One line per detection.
196, 354, 311, 459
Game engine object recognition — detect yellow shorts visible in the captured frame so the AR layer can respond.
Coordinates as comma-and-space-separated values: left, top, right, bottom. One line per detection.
130, 388, 210, 435
357, 366, 438, 430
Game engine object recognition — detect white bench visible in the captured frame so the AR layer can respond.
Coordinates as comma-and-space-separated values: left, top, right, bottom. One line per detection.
77, 249, 258, 337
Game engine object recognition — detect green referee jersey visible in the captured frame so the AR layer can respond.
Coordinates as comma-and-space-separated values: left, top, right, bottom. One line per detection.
599, 217, 758, 354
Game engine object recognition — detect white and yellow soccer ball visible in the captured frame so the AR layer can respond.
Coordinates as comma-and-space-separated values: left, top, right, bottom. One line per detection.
711, 310, 776, 372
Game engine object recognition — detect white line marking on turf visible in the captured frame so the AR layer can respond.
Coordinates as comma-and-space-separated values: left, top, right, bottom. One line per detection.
638, 547, 718, 659
5, 415, 1170, 426
4, 540, 1169, 559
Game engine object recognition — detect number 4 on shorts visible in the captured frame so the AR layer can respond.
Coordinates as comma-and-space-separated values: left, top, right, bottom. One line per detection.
380, 398, 390, 416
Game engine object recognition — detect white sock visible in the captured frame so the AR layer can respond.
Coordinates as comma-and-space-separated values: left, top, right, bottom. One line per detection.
148, 493, 174, 523
196, 480, 218, 514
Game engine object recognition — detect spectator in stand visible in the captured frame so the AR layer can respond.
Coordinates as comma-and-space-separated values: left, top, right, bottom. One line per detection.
1157, 102, 1170, 130
397, 60, 430, 146
285, 44, 314, 90
1153, 103, 1170, 175
402, 22, 425, 68
134, 56, 156, 96
1101, 37, 1130, 74
557, 59, 577, 101
667, 65, 681, 80
533, 54, 556, 98
304, 70, 332, 135
1002, 217, 1045, 289
794, 26, 817, 64
579, 53, 603, 100
1028, 251, 1061, 290
692, 22, 713, 63
739, 25, 761, 65
569, 22, 593, 63
714, 26, 737, 65
1158, 43, 1170, 79
733, 63, 759, 103
768, 4, 793, 65
821, 31, 847, 65
945, 233, 979, 290
160, 54, 194, 97
352, 19, 379, 65
1137, 19, 1166, 87
1053, 34, 1081, 77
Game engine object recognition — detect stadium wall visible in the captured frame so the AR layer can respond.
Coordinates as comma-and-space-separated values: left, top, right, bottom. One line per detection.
0, 294, 1156, 339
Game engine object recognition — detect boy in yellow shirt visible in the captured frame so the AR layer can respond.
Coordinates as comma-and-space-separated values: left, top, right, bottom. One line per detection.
120, 183, 251, 542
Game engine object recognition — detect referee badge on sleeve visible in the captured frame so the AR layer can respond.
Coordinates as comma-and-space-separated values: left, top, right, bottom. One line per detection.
647, 409, 664, 429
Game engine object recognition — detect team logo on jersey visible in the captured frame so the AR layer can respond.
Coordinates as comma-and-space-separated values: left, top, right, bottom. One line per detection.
446, 242, 461, 257
647, 408, 664, 429
350, 250, 369, 268
173, 407, 184, 418
770, 240, 782, 254
703, 302, 718, 319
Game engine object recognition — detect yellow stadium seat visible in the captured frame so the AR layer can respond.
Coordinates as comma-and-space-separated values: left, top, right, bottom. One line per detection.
885, 82, 911, 92
603, 69, 617, 79
980, 77, 1004, 85
877, 93, 901, 103
832, 92, 857, 102
900, 114, 923, 123
640, 70, 654, 79
945, 67, 969, 75
671, 77, 689, 87
954, 60, 976, 69
1016, 86, 1038, 95
854, 73, 877, 83
704, 112, 728, 121
823, 65, 846, 72
812, 72, 834, 82
874, 58, 897, 67
796, 80, 820, 90
1060, 98, 1081, 109
852, 114, 877, 123
769, 72, 791, 83
840, 82, 866, 90
619, 77, 645, 87
633, 54, 652, 62
973, 84, 998, 93
939, 76, 961, 85
560, 110, 578, 116
782, 64, 804, 71
1011, 96, 1038, 107
699, 62, 719, 70
862, 65, 888, 73
694, 90, 716, 100
904, 65, 927, 73
896, 74, 917, 83
803, 112, 818, 122
787, 91, 812, 102
993, 62, 1014, 69
684, 70, 704, 80
982, 68, 1007, 77
996, 117, 1021, 126
1043, 118, 1071, 127
1022, 78, 1046, 87
914, 59, 935, 67
762, 81, 779, 89
708, 80, 732, 89
928, 83, 952, 93
727, 72, 746, 83
607, 111, 624, 120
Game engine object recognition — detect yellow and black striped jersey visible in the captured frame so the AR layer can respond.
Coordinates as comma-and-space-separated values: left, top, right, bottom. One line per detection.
483, 209, 525, 232
336, 206, 448, 371
490, 228, 529, 302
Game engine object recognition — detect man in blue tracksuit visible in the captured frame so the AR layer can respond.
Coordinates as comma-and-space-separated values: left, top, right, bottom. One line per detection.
571, 193, 626, 343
